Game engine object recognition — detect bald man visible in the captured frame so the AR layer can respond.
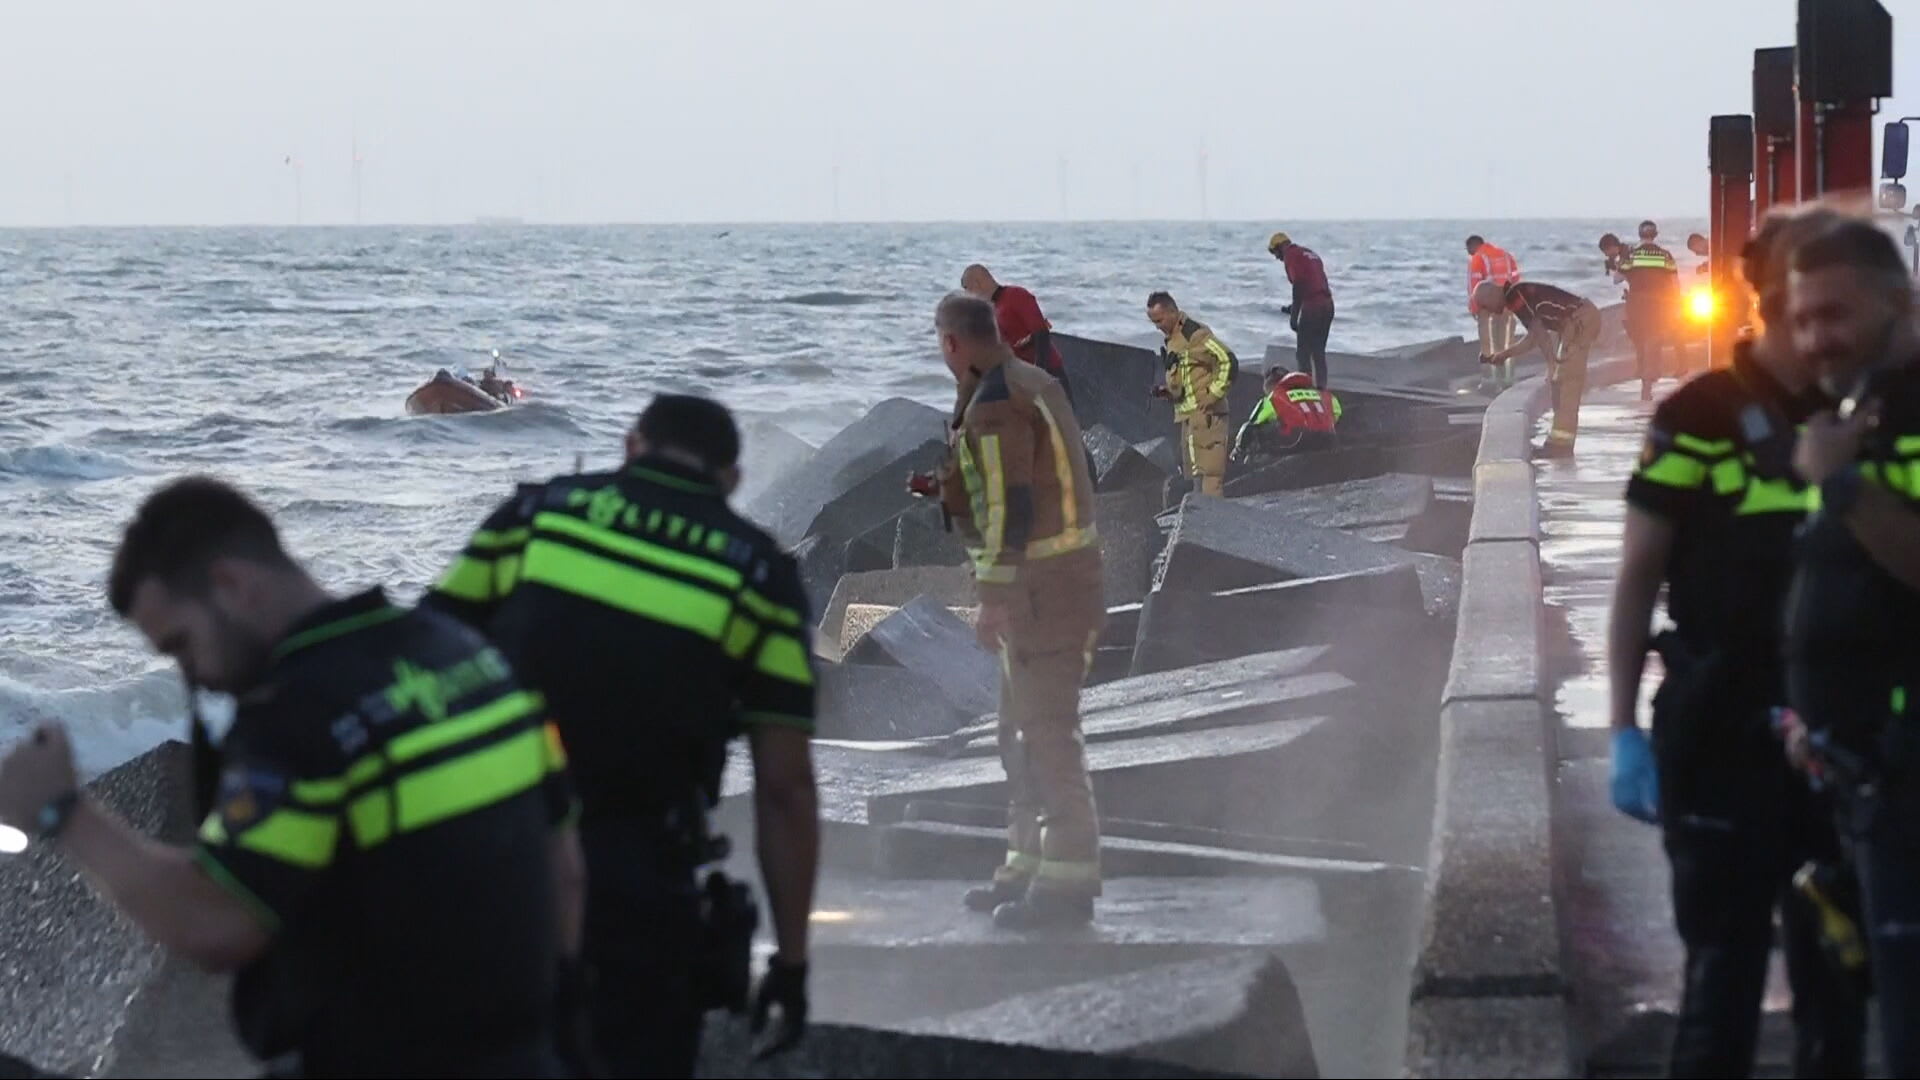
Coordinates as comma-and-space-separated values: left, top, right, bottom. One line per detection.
961, 265, 1071, 395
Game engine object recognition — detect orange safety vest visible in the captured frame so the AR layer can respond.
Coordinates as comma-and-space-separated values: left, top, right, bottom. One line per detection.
1468, 243, 1521, 311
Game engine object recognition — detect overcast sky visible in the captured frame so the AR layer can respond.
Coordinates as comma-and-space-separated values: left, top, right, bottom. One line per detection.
0, 0, 1911, 225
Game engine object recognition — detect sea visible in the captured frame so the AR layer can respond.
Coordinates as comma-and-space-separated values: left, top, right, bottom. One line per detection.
0, 218, 1702, 774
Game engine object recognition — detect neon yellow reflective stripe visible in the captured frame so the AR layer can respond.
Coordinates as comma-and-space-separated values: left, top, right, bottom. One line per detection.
1894, 686, 1908, 717
388, 689, 543, 764
1250, 398, 1276, 426
1034, 859, 1100, 882
1671, 433, 1732, 457
740, 588, 802, 629
755, 632, 813, 687
1005, 851, 1041, 872
521, 540, 731, 641
1286, 389, 1321, 402
273, 605, 406, 660
235, 808, 339, 869
290, 777, 347, 804
1032, 396, 1080, 535
1638, 451, 1706, 489
1896, 436, 1920, 458
348, 788, 393, 848
495, 553, 522, 594
1881, 462, 1920, 499
469, 527, 530, 552
957, 440, 987, 525
395, 727, 547, 833
1735, 476, 1816, 515
435, 556, 495, 602
724, 613, 759, 659
979, 433, 1008, 562
1026, 524, 1099, 559
1204, 339, 1233, 397
1709, 458, 1746, 496
974, 560, 1017, 584
533, 512, 741, 589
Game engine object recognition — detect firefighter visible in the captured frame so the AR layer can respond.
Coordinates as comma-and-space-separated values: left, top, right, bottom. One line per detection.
1480, 280, 1602, 457
1782, 219, 1920, 1077
960, 264, 1070, 390
1232, 365, 1339, 464
1608, 209, 1866, 1079
1466, 235, 1522, 376
932, 291, 1106, 930
1146, 290, 1236, 497
1623, 220, 1683, 401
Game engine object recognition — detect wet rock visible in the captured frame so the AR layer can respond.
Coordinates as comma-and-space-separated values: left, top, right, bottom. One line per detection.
816, 663, 968, 741
1095, 490, 1162, 607
1133, 435, 1181, 477
757, 397, 948, 546
803, 440, 948, 549
901, 951, 1321, 1078
1231, 474, 1433, 530
1084, 425, 1169, 499
1156, 494, 1460, 614
735, 421, 816, 513
843, 520, 897, 575
820, 566, 978, 655
845, 597, 1000, 721
1055, 334, 1178, 446
1129, 566, 1427, 676
793, 532, 851, 620
695, 1019, 1234, 1079
890, 502, 967, 569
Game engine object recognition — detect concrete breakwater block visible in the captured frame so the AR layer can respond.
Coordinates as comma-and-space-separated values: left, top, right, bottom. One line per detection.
899, 800, 1374, 863
1231, 473, 1434, 531
1095, 489, 1162, 607
942, 669, 1354, 759
900, 950, 1321, 1079
820, 566, 978, 655
1133, 435, 1180, 477
942, 646, 1330, 751
891, 501, 968, 569
1129, 566, 1427, 676
1084, 425, 1170, 502
1055, 334, 1179, 446
757, 397, 949, 546
0, 742, 250, 1078
817, 663, 970, 741
1155, 495, 1460, 615
803, 440, 948, 548
868, 716, 1326, 833
695, 1019, 1236, 1079
846, 598, 1000, 720
794, 532, 851, 619
735, 420, 816, 513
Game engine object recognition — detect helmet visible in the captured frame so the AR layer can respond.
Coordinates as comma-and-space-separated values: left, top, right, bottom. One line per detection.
1266, 231, 1291, 253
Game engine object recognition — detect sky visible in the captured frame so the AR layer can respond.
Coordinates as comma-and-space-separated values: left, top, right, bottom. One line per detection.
0, 0, 1912, 226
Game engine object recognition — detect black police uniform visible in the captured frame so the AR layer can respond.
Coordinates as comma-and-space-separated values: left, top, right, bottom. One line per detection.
1785, 352, 1920, 1076
1622, 241, 1681, 386
198, 588, 573, 1078
1627, 346, 1866, 1077
425, 455, 817, 1078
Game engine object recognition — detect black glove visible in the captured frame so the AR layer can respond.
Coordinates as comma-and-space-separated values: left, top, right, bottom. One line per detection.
750, 956, 809, 1061
1280, 304, 1294, 316
554, 956, 605, 1079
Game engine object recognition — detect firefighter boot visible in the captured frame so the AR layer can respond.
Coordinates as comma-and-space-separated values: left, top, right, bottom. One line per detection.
991, 891, 1094, 931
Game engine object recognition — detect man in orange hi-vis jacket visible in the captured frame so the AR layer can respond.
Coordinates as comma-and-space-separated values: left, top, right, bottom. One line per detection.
1467, 235, 1522, 384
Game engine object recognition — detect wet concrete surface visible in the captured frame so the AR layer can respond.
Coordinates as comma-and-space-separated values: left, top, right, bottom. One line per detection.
1534, 380, 1810, 1077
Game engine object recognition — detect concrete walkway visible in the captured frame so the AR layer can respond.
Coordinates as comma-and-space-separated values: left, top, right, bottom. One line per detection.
1535, 382, 1808, 1078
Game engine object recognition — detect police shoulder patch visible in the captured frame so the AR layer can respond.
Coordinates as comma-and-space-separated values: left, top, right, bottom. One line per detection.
217, 763, 289, 833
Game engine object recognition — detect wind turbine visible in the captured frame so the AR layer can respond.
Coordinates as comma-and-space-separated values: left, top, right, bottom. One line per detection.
352, 136, 364, 225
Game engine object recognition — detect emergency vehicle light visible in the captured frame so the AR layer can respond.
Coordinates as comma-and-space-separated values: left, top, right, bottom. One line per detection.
1686, 286, 1718, 323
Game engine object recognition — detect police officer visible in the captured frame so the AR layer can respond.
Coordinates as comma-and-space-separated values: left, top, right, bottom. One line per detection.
1782, 219, 1920, 1075
0, 477, 583, 1078
1607, 211, 1865, 1078
933, 291, 1107, 930
1146, 290, 1237, 497
424, 394, 819, 1076
1622, 219, 1683, 401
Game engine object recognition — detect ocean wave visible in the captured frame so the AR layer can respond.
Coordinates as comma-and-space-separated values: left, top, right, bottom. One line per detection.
776, 291, 891, 307
0, 445, 142, 484
0, 668, 186, 776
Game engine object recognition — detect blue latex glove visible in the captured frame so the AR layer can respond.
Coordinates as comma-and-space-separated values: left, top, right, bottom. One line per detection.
1610, 727, 1661, 825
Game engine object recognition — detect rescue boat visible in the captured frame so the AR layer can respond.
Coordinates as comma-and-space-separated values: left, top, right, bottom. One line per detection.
404, 369, 521, 415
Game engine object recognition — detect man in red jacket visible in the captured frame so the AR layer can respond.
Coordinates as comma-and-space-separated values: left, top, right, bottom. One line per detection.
962, 265, 1071, 397
1266, 233, 1336, 388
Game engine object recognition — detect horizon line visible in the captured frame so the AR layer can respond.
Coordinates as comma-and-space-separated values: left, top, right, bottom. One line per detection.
0, 212, 1707, 230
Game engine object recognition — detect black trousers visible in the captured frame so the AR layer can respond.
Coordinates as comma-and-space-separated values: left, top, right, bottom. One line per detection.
580, 823, 705, 1079
1664, 813, 1866, 1078
1294, 303, 1334, 388
1848, 782, 1920, 1076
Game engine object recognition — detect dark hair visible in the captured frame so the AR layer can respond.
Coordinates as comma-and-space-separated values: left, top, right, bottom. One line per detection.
109, 477, 293, 616
1789, 220, 1910, 281
1638, 220, 1658, 235
1465, 235, 1484, 252
1263, 366, 1288, 384
1599, 232, 1621, 250
636, 393, 741, 471
1742, 207, 1846, 319
1145, 290, 1177, 310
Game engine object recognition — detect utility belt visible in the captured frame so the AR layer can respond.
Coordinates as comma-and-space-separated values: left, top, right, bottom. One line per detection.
1649, 631, 1785, 797
580, 790, 760, 1016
